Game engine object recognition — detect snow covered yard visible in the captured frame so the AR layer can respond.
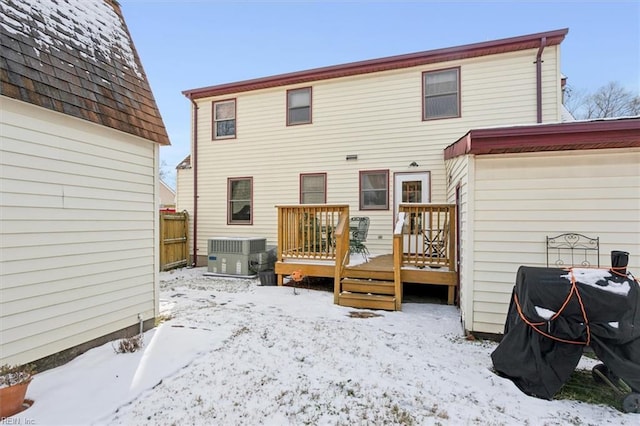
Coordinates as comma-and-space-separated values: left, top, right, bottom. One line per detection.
14, 268, 636, 425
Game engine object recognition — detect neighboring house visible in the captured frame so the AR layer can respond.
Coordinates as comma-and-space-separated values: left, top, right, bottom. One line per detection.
0, 0, 170, 366
159, 179, 176, 210
177, 28, 639, 334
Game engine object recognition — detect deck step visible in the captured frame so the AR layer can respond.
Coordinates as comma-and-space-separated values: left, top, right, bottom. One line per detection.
338, 292, 397, 311
341, 278, 395, 295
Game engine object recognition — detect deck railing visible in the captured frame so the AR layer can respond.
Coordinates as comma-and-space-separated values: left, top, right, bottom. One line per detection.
397, 203, 456, 270
333, 213, 350, 304
276, 204, 350, 261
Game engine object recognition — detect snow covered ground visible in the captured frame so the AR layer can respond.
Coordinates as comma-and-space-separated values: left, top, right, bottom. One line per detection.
13, 267, 636, 425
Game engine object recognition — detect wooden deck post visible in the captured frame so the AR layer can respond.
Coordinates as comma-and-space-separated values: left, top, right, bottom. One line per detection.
333, 210, 348, 304
334, 235, 342, 304
393, 233, 403, 310
276, 206, 284, 286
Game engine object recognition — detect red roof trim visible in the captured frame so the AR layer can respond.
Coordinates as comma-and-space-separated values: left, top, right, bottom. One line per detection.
444, 118, 640, 159
183, 29, 568, 100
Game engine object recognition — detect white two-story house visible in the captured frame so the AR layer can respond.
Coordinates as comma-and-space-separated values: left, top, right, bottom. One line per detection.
178, 28, 639, 334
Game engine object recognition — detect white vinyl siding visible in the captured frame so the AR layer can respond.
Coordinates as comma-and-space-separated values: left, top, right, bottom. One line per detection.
445, 154, 472, 331
469, 148, 640, 334
0, 96, 158, 365
182, 46, 560, 259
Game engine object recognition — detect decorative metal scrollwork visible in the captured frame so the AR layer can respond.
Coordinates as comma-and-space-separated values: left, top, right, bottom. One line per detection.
546, 233, 599, 268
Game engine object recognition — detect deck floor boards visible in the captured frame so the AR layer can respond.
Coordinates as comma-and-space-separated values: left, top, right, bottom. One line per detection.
347, 254, 394, 272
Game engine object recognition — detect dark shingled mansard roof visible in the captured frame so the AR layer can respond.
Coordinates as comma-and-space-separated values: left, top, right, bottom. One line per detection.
0, 0, 170, 145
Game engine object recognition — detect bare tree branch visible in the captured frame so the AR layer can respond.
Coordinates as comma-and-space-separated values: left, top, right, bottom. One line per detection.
566, 81, 640, 119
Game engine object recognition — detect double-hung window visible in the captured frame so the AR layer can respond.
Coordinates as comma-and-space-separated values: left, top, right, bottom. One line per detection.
423, 68, 460, 120
228, 177, 252, 224
360, 170, 389, 210
213, 99, 236, 139
300, 173, 326, 204
287, 87, 312, 125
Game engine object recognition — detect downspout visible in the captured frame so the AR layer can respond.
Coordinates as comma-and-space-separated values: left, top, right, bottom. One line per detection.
190, 98, 199, 266
535, 36, 547, 123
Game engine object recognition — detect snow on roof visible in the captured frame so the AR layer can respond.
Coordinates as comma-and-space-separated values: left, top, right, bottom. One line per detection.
1, 0, 142, 78
176, 155, 192, 169
0, 0, 170, 145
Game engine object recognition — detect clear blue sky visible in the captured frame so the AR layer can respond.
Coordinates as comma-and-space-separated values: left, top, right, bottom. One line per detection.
119, 0, 640, 188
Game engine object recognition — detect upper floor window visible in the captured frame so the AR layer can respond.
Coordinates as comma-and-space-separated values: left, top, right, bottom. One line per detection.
228, 177, 252, 224
213, 99, 236, 139
287, 87, 312, 125
300, 173, 326, 204
360, 170, 389, 210
423, 68, 460, 120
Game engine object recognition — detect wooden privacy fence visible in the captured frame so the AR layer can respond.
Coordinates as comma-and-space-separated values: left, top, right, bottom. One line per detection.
159, 210, 189, 271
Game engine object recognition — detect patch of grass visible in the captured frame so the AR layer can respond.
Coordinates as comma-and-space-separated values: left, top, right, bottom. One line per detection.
555, 369, 623, 411
155, 313, 173, 325
429, 403, 449, 420
114, 334, 143, 353
230, 326, 250, 339
390, 403, 415, 425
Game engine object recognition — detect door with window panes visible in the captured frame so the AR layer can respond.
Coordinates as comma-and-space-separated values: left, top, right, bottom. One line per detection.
394, 172, 430, 254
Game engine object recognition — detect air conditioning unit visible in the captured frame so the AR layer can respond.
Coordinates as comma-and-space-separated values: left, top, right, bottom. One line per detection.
207, 237, 267, 276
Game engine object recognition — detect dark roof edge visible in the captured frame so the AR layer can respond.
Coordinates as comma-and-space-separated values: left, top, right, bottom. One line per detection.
444, 117, 640, 159
183, 28, 568, 99
176, 154, 191, 169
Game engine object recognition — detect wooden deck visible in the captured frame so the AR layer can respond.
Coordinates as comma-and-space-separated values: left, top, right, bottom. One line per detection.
275, 254, 457, 306
347, 255, 455, 282
275, 204, 458, 311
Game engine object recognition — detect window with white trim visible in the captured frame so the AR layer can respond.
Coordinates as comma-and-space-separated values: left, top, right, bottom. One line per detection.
287, 87, 312, 125
213, 99, 236, 139
423, 68, 460, 120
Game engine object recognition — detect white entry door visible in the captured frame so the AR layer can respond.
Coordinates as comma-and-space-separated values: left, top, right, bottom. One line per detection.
394, 172, 430, 254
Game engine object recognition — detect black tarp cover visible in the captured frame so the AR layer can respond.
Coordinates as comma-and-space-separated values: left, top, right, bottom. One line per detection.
491, 266, 640, 400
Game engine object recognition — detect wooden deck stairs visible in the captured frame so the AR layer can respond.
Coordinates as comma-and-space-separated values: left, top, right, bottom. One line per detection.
338, 277, 397, 311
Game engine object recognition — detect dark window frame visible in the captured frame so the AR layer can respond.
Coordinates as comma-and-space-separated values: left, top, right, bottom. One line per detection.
299, 172, 327, 204
359, 169, 389, 211
287, 87, 312, 126
213, 98, 237, 140
227, 177, 253, 225
422, 67, 461, 121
